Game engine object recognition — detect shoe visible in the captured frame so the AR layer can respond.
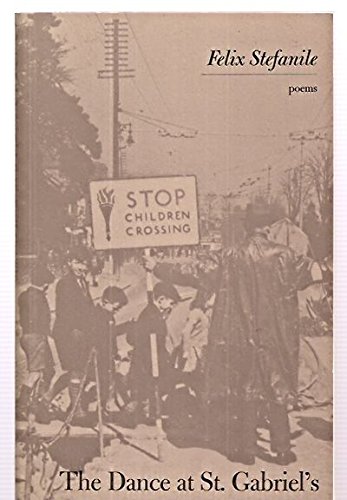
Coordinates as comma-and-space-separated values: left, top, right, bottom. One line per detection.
228, 450, 255, 465
239, 452, 255, 466
17, 409, 28, 421
81, 385, 97, 410
276, 450, 297, 465
16, 385, 32, 420
114, 408, 137, 429
144, 415, 156, 426
68, 380, 89, 424
105, 398, 119, 414
124, 400, 139, 414
71, 412, 95, 427
34, 401, 53, 425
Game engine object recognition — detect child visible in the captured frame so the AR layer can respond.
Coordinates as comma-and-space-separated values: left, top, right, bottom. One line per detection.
181, 289, 215, 374
164, 289, 215, 428
92, 286, 130, 413
17, 265, 55, 421
127, 281, 181, 423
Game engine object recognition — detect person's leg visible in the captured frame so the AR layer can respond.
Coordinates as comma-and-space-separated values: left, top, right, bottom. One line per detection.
120, 360, 142, 422
17, 372, 41, 419
25, 371, 42, 389
41, 371, 70, 404
18, 335, 47, 415
268, 400, 296, 464
93, 344, 110, 411
268, 401, 290, 453
66, 331, 93, 421
239, 399, 258, 458
68, 370, 88, 419
226, 397, 258, 464
114, 373, 131, 408
148, 389, 157, 424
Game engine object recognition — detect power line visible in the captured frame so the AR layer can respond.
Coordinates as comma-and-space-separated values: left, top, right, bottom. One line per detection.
94, 13, 105, 30
138, 112, 197, 132
121, 110, 196, 138
290, 123, 332, 135
199, 131, 288, 138
237, 145, 299, 189
121, 109, 164, 129
62, 15, 104, 51
122, 108, 198, 132
230, 144, 298, 177
124, 13, 172, 118
129, 78, 153, 114
113, 14, 198, 136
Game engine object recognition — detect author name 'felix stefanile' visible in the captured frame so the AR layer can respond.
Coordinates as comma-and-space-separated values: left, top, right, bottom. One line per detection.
207, 48, 318, 72
59, 469, 320, 493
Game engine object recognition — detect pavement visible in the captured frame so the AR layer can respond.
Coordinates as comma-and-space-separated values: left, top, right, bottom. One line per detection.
15, 402, 332, 500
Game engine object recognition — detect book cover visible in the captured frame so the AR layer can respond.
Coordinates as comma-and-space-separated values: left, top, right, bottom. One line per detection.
15, 12, 333, 499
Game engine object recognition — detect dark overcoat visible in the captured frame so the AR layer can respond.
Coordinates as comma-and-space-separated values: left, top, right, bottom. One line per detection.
154, 233, 311, 405
18, 286, 53, 374
52, 272, 94, 371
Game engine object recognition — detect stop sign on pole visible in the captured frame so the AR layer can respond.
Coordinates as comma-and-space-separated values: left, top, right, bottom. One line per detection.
90, 175, 200, 250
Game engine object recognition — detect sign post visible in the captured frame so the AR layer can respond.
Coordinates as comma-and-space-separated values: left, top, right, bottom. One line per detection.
90, 176, 199, 460
143, 247, 165, 459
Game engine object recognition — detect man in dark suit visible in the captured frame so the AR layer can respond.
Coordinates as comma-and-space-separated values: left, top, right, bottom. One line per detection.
52, 246, 95, 422
143, 206, 313, 465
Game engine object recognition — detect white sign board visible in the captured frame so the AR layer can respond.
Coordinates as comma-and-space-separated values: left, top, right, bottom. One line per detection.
90, 176, 199, 250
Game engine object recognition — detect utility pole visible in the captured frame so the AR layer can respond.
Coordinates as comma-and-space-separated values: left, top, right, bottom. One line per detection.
288, 134, 305, 228
98, 17, 135, 273
98, 18, 134, 178
112, 18, 120, 180
284, 167, 293, 218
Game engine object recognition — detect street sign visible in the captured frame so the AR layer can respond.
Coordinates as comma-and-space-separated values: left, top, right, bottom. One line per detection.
90, 176, 199, 250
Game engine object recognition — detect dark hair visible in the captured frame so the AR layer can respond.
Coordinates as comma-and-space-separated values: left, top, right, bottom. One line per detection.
153, 281, 181, 303
102, 286, 128, 307
245, 203, 272, 234
66, 246, 91, 265
190, 288, 213, 311
31, 265, 55, 287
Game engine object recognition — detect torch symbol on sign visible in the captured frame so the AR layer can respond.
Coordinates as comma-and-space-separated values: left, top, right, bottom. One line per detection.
97, 187, 115, 241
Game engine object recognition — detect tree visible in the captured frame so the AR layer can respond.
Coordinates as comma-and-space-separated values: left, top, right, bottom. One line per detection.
305, 141, 333, 228
280, 140, 332, 258
16, 14, 102, 254
280, 167, 312, 224
304, 141, 333, 259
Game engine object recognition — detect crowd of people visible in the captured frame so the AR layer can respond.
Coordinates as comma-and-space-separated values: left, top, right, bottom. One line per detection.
17, 206, 324, 466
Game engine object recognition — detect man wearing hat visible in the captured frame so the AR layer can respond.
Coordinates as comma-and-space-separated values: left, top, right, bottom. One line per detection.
144, 205, 313, 465
52, 246, 95, 423
127, 281, 181, 423
17, 264, 55, 421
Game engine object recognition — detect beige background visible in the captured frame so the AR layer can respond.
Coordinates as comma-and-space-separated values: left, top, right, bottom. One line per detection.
59, 13, 332, 198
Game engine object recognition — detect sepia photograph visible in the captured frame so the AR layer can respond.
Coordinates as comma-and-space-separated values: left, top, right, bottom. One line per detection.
15, 13, 332, 499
